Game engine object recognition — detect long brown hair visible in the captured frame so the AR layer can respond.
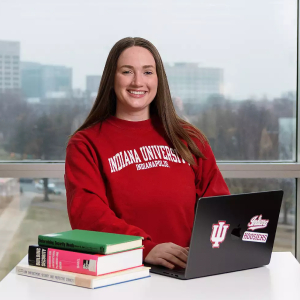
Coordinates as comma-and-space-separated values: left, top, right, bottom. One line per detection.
71, 37, 208, 165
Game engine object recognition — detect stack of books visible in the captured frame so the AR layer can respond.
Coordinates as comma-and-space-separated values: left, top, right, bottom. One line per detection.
16, 229, 150, 289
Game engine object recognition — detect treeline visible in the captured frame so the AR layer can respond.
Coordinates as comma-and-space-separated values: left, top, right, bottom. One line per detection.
0, 92, 295, 162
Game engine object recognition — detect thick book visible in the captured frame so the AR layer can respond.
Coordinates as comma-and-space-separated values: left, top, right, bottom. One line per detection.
38, 230, 143, 254
28, 245, 143, 276
16, 263, 150, 289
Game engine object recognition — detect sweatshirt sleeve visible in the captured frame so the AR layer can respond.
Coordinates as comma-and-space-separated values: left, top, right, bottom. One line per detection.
65, 139, 158, 259
193, 141, 230, 198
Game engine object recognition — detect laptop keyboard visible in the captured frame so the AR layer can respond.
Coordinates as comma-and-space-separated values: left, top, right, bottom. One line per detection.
151, 264, 185, 275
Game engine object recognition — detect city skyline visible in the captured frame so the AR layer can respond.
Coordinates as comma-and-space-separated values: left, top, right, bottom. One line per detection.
1, 46, 296, 103
0, 0, 296, 99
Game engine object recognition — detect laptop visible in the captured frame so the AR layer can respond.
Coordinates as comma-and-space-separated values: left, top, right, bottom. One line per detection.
145, 190, 283, 280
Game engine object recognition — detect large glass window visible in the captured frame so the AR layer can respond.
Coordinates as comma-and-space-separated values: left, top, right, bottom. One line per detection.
0, 0, 296, 161
0, 177, 69, 281
0, 177, 295, 281
0, 0, 298, 281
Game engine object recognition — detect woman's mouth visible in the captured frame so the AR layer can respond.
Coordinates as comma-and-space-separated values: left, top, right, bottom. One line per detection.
127, 90, 147, 98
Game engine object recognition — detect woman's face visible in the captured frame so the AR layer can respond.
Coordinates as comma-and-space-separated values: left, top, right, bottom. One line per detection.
114, 46, 158, 119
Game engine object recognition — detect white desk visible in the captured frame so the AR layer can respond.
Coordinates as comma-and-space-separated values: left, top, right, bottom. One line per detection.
0, 252, 299, 300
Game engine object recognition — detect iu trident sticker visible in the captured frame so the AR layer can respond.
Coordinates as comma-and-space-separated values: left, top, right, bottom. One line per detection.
210, 221, 230, 248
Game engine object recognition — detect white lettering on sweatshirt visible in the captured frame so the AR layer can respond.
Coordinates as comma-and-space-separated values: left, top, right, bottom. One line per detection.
108, 145, 187, 173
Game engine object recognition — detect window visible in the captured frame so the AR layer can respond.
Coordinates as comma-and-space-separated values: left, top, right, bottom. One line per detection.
0, 0, 299, 281
0, 177, 69, 281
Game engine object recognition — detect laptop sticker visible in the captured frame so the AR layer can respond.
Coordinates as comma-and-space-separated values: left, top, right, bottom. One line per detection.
242, 231, 268, 243
247, 215, 269, 231
210, 221, 230, 248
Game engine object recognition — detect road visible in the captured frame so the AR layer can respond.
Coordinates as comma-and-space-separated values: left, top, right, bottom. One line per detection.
20, 180, 66, 196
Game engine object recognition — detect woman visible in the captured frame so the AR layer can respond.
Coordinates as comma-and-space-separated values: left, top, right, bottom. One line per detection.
65, 37, 230, 270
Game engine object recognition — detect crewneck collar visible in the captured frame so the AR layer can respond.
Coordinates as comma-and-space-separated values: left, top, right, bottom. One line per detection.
106, 115, 160, 130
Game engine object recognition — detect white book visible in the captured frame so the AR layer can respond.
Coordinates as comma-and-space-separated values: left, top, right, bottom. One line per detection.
16, 263, 150, 289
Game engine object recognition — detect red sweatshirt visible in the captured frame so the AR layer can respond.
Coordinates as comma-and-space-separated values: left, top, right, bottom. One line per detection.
65, 116, 230, 260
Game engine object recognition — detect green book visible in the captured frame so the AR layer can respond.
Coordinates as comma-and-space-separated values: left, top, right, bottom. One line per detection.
38, 230, 144, 254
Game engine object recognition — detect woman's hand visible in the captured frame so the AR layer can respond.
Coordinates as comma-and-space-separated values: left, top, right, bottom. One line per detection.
144, 243, 189, 269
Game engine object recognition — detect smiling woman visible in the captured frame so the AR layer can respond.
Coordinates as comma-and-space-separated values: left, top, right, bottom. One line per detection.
65, 37, 230, 270
114, 46, 158, 120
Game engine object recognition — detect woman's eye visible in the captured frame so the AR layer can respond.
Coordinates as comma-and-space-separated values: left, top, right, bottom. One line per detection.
122, 70, 153, 75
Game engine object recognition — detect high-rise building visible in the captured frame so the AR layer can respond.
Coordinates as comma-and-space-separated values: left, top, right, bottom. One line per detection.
42, 65, 72, 98
164, 63, 223, 104
21, 62, 72, 98
86, 75, 101, 95
21, 62, 42, 98
0, 40, 20, 93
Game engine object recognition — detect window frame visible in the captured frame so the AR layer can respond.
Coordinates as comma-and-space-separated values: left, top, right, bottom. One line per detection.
0, 0, 299, 261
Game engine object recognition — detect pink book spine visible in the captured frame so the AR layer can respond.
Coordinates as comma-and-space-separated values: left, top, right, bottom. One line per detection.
47, 248, 98, 276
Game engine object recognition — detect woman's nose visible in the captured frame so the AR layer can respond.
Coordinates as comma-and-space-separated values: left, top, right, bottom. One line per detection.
131, 72, 143, 86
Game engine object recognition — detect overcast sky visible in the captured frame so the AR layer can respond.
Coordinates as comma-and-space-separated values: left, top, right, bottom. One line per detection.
0, 0, 297, 99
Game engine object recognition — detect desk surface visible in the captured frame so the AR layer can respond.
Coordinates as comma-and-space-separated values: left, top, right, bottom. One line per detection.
0, 252, 299, 300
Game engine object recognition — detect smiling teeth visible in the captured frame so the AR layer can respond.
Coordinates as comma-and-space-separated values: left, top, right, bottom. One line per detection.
129, 91, 146, 95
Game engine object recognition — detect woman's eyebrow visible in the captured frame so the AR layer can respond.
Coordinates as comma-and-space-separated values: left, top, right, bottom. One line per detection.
120, 64, 155, 69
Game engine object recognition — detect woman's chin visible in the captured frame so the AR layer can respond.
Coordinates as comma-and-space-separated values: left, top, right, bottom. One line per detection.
124, 101, 150, 111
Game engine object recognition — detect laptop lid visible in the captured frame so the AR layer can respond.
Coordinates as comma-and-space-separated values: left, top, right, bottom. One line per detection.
185, 190, 283, 279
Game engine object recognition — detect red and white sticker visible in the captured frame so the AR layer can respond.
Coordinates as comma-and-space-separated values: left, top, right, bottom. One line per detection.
210, 221, 230, 248
247, 215, 269, 231
242, 231, 268, 243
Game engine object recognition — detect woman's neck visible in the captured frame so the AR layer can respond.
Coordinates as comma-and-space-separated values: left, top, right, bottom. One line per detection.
115, 107, 150, 121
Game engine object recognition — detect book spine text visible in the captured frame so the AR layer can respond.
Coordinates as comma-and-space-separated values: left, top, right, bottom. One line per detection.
38, 236, 103, 254
16, 265, 83, 287
28, 246, 98, 275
